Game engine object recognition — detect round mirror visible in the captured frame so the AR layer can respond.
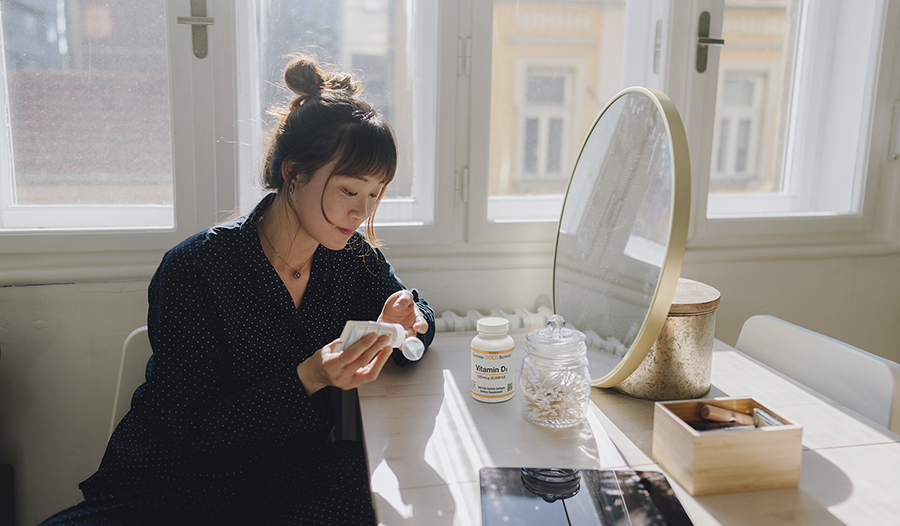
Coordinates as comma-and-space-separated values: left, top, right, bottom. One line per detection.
553, 87, 690, 387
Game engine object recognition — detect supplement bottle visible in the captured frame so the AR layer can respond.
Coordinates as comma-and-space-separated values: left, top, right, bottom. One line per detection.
471, 317, 515, 403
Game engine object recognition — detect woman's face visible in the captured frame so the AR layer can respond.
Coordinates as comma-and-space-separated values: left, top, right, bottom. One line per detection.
290, 159, 385, 251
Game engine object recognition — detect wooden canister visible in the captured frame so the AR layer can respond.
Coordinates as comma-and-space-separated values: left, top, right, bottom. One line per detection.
614, 278, 721, 400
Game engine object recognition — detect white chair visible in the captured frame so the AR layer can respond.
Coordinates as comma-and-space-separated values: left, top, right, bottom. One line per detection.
735, 315, 900, 433
110, 326, 153, 437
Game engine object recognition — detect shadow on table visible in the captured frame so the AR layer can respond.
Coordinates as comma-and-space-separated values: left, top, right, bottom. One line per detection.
697, 449, 852, 525
591, 384, 855, 526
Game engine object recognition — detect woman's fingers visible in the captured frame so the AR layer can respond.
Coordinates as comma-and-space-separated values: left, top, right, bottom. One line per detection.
339, 332, 389, 365
380, 290, 411, 321
392, 290, 414, 311
380, 290, 428, 337
321, 333, 389, 388
300, 335, 392, 394
354, 343, 393, 378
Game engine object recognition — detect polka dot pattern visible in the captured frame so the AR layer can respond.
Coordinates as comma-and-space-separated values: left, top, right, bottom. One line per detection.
41, 194, 435, 525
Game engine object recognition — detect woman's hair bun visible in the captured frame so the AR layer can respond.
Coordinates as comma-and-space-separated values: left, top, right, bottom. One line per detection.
283, 53, 362, 108
324, 72, 362, 98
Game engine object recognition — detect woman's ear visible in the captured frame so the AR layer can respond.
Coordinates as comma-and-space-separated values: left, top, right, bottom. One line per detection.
281, 161, 296, 189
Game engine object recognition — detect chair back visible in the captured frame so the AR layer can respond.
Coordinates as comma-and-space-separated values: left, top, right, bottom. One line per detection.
736, 315, 900, 433
110, 326, 153, 437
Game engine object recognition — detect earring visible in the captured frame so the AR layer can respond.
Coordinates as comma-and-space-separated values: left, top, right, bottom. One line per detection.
289, 184, 294, 194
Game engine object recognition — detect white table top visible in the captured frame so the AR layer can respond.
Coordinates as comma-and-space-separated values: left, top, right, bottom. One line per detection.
357, 330, 900, 525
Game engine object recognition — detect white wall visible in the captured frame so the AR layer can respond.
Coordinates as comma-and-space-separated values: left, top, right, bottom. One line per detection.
0, 282, 149, 524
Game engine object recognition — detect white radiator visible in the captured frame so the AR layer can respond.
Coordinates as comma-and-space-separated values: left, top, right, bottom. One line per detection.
432, 296, 629, 357
433, 295, 554, 333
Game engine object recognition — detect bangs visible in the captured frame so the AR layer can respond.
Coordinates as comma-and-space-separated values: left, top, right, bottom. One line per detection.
331, 119, 398, 184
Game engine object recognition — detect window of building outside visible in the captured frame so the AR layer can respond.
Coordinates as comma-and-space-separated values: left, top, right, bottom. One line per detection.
712, 71, 768, 191
0, 0, 174, 230
521, 68, 572, 183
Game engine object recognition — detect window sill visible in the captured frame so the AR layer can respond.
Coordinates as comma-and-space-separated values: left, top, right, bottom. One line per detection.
0, 250, 161, 287
683, 239, 900, 265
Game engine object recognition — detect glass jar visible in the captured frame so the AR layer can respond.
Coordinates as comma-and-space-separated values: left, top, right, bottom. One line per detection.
520, 315, 590, 428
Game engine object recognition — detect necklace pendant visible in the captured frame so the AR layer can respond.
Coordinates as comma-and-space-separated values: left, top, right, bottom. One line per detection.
292, 270, 302, 279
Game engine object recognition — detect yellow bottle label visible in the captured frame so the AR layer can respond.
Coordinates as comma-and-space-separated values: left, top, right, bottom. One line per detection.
471, 346, 514, 402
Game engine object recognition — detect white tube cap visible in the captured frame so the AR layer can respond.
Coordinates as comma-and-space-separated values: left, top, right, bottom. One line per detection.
401, 336, 425, 361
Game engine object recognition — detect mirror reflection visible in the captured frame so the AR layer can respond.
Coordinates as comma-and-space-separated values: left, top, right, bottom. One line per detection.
554, 89, 685, 384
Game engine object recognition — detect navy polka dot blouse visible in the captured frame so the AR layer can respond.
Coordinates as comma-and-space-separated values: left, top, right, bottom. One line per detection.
76, 193, 435, 520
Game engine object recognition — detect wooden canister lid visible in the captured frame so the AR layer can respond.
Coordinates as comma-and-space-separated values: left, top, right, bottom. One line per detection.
669, 278, 721, 315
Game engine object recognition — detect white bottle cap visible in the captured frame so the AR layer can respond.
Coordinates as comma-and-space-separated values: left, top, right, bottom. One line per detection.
401, 336, 425, 361
476, 316, 509, 334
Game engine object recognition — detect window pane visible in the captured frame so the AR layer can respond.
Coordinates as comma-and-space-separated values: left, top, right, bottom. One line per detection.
709, 1, 797, 194
546, 117, 563, 173
723, 77, 755, 106
249, 0, 438, 225
735, 119, 751, 173
708, 0, 880, 220
0, 0, 173, 227
523, 118, 539, 173
716, 118, 730, 173
526, 73, 565, 104
488, 0, 625, 222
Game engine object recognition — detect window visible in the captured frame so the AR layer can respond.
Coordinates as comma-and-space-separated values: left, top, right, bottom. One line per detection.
703, 0, 886, 225
483, 0, 626, 228
0, 0, 175, 230
1, 0, 897, 283
239, 0, 440, 227
0, 0, 231, 270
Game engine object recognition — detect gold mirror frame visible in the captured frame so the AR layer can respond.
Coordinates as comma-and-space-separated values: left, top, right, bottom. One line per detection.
552, 87, 691, 388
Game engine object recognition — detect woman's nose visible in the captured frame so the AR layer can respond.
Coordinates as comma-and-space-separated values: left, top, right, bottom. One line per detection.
349, 198, 368, 221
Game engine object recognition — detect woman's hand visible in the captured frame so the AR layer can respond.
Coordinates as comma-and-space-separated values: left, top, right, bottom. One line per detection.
296, 332, 393, 395
378, 290, 428, 339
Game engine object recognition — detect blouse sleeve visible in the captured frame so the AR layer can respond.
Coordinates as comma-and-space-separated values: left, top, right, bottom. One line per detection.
348, 243, 436, 366
142, 245, 332, 461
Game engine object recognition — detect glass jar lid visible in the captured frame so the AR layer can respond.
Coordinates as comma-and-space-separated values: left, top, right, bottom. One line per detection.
526, 315, 586, 357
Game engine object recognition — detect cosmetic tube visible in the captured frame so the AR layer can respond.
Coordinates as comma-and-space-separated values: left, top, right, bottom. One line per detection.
340, 320, 424, 361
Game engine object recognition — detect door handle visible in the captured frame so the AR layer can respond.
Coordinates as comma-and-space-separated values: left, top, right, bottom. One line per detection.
696, 11, 724, 73
176, 0, 214, 59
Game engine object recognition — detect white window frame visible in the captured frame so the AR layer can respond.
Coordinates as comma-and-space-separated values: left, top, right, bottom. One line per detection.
0, 2, 179, 231
236, 0, 446, 236
689, 0, 892, 247
619, 0, 897, 250
339, 0, 457, 247
0, 0, 240, 284
466, 0, 563, 244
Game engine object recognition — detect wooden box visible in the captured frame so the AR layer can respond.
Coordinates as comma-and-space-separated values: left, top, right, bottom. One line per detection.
651, 397, 802, 495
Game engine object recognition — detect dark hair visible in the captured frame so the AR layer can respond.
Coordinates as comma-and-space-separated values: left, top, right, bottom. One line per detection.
262, 52, 397, 247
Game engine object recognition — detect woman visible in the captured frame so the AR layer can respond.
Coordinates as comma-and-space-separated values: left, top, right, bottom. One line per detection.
42, 53, 435, 525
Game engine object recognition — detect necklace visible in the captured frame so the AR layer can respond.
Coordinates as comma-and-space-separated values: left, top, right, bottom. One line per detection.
260, 217, 315, 279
